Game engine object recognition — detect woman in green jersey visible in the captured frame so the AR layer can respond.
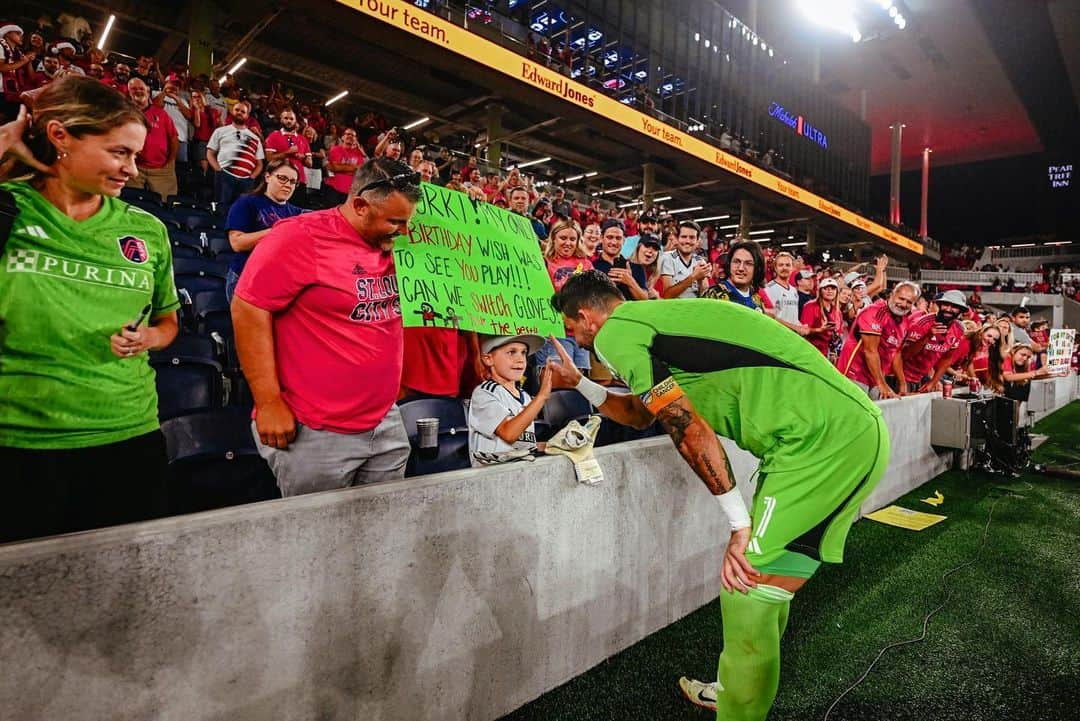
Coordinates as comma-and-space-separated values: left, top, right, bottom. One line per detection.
0, 76, 180, 543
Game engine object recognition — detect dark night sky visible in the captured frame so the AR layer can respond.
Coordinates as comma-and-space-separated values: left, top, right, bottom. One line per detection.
869, 153, 1077, 247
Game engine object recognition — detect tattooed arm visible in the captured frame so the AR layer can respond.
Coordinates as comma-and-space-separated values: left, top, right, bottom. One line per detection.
649, 388, 736, 496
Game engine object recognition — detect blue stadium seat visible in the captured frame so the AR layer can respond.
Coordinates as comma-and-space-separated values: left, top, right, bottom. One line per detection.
206, 233, 233, 257
194, 291, 232, 338
169, 231, 206, 258
168, 193, 214, 212
539, 389, 593, 430
150, 334, 222, 366
174, 258, 227, 298
161, 407, 279, 514
121, 187, 162, 204
152, 352, 224, 420
177, 210, 222, 233
398, 397, 470, 476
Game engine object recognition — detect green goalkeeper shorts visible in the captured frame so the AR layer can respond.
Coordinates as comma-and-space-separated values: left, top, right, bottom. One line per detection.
745, 415, 890, 567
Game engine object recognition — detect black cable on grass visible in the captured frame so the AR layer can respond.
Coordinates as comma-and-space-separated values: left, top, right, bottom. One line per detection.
822, 485, 1030, 721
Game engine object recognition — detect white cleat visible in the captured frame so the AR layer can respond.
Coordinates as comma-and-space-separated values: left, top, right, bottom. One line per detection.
678, 676, 720, 711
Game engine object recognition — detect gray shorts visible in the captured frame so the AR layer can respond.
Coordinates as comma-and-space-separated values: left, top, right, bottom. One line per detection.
851, 380, 883, 400
253, 405, 411, 497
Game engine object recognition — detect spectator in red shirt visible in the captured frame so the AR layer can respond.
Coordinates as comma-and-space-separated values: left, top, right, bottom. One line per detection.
263, 108, 313, 207
900, 290, 968, 392
324, 127, 366, 205
125, 77, 178, 199
801, 277, 842, 360
836, 282, 920, 400
0, 24, 37, 122
109, 63, 131, 94
189, 90, 217, 178
232, 157, 421, 496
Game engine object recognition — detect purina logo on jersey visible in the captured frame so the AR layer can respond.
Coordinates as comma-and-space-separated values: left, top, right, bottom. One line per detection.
118, 236, 149, 264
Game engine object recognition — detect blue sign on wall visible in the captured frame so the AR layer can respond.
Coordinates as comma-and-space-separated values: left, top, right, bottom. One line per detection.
768, 101, 828, 149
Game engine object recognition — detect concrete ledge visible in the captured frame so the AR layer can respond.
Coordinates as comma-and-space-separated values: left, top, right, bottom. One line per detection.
0, 389, 1073, 721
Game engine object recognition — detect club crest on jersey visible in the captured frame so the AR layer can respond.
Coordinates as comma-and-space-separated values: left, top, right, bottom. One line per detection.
118, 236, 149, 264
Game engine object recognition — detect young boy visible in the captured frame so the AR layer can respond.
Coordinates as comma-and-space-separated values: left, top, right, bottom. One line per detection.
468, 334, 550, 466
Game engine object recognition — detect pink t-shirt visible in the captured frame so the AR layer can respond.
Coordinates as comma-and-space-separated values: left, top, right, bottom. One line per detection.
327, 144, 366, 194
264, 129, 311, 183
139, 105, 177, 169
235, 208, 403, 433
901, 313, 966, 384
546, 255, 593, 291
837, 300, 906, 386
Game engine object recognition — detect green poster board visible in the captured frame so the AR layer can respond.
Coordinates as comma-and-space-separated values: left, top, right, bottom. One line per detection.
393, 183, 563, 337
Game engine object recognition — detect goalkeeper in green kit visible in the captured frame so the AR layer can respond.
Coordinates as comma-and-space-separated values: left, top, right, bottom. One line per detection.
545, 271, 890, 721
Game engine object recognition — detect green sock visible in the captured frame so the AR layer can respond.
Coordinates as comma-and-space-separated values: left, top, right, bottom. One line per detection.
715, 585, 794, 721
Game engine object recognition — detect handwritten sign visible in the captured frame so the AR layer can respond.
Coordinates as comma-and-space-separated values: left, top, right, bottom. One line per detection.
1046, 328, 1075, 375
394, 183, 562, 336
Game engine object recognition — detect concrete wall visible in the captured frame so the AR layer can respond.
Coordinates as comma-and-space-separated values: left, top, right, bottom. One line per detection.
0, 391, 1073, 721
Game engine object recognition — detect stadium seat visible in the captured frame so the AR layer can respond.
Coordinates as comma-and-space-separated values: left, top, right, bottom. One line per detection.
168, 193, 214, 212
177, 210, 222, 233
161, 407, 279, 514
174, 258, 227, 298
398, 396, 470, 476
206, 233, 233, 257
150, 334, 222, 367
121, 187, 162, 204
151, 349, 224, 420
540, 389, 593, 430
169, 231, 206, 258
194, 291, 233, 339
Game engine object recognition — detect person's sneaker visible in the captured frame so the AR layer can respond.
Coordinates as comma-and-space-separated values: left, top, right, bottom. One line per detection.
678, 677, 720, 711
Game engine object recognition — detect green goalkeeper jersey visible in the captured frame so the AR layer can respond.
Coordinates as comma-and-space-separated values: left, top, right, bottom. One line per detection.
0, 181, 180, 449
593, 298, 882, 473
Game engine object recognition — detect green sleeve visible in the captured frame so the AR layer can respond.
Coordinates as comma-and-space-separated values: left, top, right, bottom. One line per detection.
150, 221, 181, 315
593, 315, 663, 396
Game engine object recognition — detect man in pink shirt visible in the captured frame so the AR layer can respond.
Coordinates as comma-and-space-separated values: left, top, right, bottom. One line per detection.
263, 108, 312, 206
901, 290, 968, 393
125, 77, 178, 198
324, 126, 365, 204
232, 158, 421, 495
837, 282, 920, 400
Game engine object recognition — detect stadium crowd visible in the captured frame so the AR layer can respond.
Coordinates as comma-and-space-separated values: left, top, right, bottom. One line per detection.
0, 17, 1076, 545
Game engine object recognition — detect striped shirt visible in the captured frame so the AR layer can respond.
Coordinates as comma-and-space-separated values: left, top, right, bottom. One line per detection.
207, 125, 264, 179
468, 380, 536, 465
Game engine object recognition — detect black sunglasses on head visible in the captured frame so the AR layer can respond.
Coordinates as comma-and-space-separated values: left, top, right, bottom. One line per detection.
355, 170, 421, 197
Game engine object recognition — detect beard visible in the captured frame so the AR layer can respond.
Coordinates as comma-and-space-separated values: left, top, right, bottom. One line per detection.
888, 302, 911, 316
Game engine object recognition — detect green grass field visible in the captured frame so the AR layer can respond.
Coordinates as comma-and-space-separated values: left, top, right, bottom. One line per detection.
502, 402, 1080, 721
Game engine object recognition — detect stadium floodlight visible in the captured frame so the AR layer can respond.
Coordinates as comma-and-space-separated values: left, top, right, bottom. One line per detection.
565, 171, 598, 182
219, 57, 246, 83
851, 29, 862, 43
618, 200, 644, 208
598, 185, 633, 195
782, 241, 808, 248
96, 14, 115, 51
889, 5, 899, 17
668, 206, 703, 214
517, 156, 551, 169
718, 223, 740, 229
325, 91, 349, 107
748, 229, 775, 235
896, 16, 907, 29
652, 196, 672, 202
798, 0, 860, 39
695, 214, 731, 222
403, 116, 430, 130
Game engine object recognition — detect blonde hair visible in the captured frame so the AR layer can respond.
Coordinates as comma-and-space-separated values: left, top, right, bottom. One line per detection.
1, 75, 146, 182
543, 219, 587, 260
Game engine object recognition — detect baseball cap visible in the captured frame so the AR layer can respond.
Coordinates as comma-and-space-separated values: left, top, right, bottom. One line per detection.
639, 212, 658, 224
936, 289, 968, 309
600, 218, 625, 233
638, 233, 662, 249
843, 271, 865, 287
0, 24, 24, 38
819, 277, 839, 289
795, 269, 815, 282
479, 334, 545, 355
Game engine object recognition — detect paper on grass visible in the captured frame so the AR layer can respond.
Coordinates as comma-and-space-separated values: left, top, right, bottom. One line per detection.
865, 505, 947, 531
